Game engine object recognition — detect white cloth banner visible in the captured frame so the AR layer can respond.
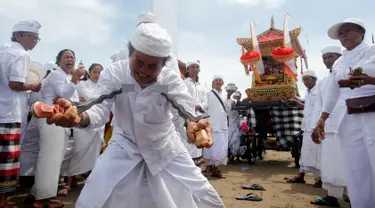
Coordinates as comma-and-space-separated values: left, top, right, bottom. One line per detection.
151, 0, 179, 57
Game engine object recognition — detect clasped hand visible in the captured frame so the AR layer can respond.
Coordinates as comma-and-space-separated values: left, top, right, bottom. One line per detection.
186, 119, 213, 149
46, 98, 81, 128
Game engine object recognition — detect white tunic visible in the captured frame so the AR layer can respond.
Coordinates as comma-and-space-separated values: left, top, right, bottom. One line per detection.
299, 85, 321, 174
19, 90, 41, 176
0, 42, 30, 123
228, 102, 243, 156
31, 67, 77, 200
76, 61, 223, 207
201, 89, 231, 166
66, 79, 104, 176
311, 74, 347, 198
322, 41, 375, 208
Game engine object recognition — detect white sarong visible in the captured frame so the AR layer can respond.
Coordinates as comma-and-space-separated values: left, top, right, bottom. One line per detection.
76, 140, 224, 208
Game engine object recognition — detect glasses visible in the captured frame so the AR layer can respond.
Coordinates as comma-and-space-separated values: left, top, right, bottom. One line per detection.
21, 33, 41, 42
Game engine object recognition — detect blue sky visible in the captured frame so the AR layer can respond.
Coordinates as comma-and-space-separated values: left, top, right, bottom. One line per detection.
0, 0, 374, 98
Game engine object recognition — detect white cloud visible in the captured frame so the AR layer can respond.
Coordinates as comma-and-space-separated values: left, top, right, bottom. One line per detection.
0, 0, 120, 45
219, 0, 285, 9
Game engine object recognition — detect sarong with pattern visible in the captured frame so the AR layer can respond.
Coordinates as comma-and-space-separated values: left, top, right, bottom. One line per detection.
0, 122, 21, 194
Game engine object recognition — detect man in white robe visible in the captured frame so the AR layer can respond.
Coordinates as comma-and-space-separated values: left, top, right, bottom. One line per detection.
316, 18, 375, 208
310, 46, 349, 206
287, 70, 321, 187
0, 20, 41, 206
180, 60, 206, 166
46, 14, 224, 208
201, 75, 233, 179
228, 91, 245, 162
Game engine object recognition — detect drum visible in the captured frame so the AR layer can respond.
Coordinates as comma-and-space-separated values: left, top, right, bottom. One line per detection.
26, 61, 46, 84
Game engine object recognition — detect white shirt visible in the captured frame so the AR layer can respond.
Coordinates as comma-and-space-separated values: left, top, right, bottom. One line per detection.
323, 42, 375, 116
40, 67, 78, 105
85, 60, 195, 175
77, 79, 107, 130
311, 74, 348, 133
201, 89, 231, 132
78, 79, 98, 101
301, 85, 317, 132
0, 42, 30, 123
184, 78, 206, 112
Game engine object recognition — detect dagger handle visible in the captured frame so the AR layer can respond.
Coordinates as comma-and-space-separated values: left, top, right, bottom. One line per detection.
194, 129, 210, 147
30, 101, 65, 118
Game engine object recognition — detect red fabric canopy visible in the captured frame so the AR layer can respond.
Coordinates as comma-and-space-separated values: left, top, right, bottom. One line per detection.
258, 31, 283, 42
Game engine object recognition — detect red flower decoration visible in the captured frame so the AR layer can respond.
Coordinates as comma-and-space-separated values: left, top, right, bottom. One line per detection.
271, 46, 296, 62
240, 50, 261, 65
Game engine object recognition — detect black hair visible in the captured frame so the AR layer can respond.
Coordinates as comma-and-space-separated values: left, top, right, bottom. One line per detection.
10, 31, 28, 42
88, 63, 103, 73
184, 69, 199, 82
127, 42, 171, 66
55, 49, 75, 65
81, 70, 90, 81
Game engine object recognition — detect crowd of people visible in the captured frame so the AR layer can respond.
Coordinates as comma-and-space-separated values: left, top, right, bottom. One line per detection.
285, 18, 375, 208
0, 10, 374, 208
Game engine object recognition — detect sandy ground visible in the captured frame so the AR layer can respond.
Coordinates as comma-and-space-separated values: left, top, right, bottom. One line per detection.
10, 150, 350, 208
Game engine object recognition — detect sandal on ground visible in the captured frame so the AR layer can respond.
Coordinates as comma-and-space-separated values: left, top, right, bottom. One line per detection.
242, 184, 265, 191
235, 193, 263, 201
32, 200, 64, 208
310, 196, 340, 207
286, 177, 306, 184
57, 186, 71, 197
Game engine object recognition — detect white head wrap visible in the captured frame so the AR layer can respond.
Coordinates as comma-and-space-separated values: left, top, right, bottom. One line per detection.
328, 18, 365, 40
131, 23, 172, 57
13, 20, 41, 34
186, 60, 200, 69
321, 46, 342, 56
213, 74, 224, 81
225, 83, 238, 91
136, 12, 159, 26
302, 70, 317, 78
233, 91, 241, 97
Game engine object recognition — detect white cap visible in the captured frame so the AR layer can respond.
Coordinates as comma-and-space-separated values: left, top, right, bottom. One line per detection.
136, 12, 159, 27
302, 70, 316, 78
233, 91, 241, 97
225, 83, 238, 91
321, 46, 342, 56
44, 61, 57, 72
328, 18, 365, 40
13, 20, 41, 34
186, 60, 200, 69
213, 74, 224, 81
131, 23, 172, 57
